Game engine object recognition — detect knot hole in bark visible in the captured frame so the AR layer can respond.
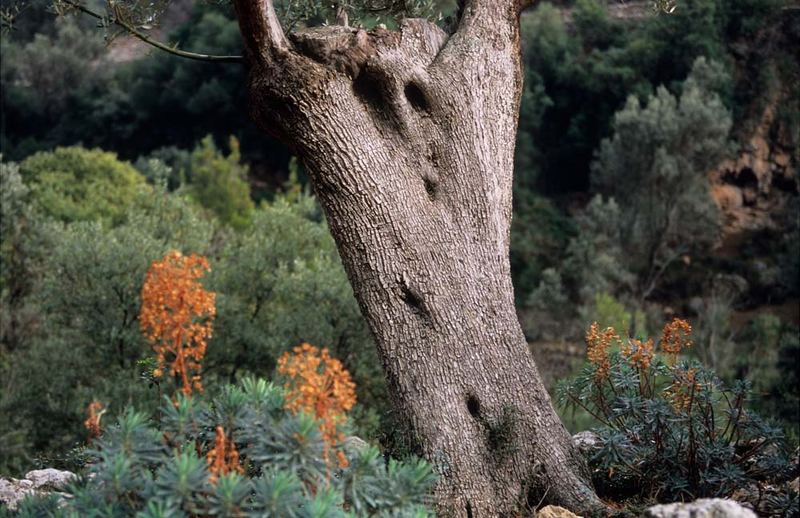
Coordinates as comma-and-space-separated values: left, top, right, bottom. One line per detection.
404, 82, 429, 113
398, 281, 432, 324
353, 72, 383, 107
466, 393, 481, 418
422, 176, 437, 201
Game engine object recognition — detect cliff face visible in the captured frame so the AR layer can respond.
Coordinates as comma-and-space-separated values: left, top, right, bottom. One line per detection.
710, 8, 799, 248
711, 93, 798, 239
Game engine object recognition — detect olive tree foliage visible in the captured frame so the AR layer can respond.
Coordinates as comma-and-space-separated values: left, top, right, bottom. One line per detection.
592, 57, 732, 299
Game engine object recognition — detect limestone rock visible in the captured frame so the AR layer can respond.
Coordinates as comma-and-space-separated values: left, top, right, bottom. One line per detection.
0, 477, 36, 511
344, 435, 369, 452
25, 468, 76, 490
537, 504, 582, 518
645, 498, 757, 518
572, 431, 600, 454
0, 469, 76, 510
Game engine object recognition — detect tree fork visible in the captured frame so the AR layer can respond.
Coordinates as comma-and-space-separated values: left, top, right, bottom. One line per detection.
231, 0, 605, 514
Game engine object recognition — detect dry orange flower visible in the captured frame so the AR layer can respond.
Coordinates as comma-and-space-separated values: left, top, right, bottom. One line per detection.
660, 318, 692, 362
277, 343, 356, 469
84, 400, 105, 440
586, 322, 618, 380
665, 367, 700, 412
623, 337, 655, 370
139, 250, 216, 397
206, 426, 244, 484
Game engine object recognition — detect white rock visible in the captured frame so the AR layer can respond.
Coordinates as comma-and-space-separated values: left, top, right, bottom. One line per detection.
572, 431, 600, 453
645, 498, 757, 518
24, 468, 76, 490
0, 477, 36, 510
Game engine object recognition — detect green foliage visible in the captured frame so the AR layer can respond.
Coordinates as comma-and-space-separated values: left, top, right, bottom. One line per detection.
731, 316, 800, 445
562, 196, 634, 304
187, 136, 254, 231
0, 188, 214, 465
557, 323, 796, 508
0, 168, 384, 473
522, 268, 571, 341
207, 193, 384, 417
0, 17, 108, 158
18, 146, 148, 226
510, 192, 574, 303
592, 57, 732, 297
581, 292, 632, 339
16, 379, 437, 517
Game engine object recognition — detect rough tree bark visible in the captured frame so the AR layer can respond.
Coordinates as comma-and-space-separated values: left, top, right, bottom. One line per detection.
231, 1, 604, 515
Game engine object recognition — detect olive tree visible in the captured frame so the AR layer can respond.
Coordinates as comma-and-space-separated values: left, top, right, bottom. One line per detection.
9, 0, 608, 513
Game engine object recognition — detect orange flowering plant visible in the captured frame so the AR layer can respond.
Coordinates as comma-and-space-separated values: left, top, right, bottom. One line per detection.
206, 425, 244, 483
84, 400, 105, 440
556, 318, 793, 504
277, 343, 357, 469
139, 250, 216, 397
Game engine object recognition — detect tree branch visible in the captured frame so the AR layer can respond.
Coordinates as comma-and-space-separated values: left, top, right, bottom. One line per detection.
61, 0, 243, 63
455, 0, 527, 36
231, 0, 290, 65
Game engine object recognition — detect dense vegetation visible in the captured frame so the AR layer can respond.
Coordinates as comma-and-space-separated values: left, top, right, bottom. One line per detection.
1, 0, 798, 513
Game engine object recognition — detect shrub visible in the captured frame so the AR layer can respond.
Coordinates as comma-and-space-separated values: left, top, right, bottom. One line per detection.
0, 188, 214, 471
15, 378, 437, 517
591, 57, 732, 298
557, 319, 796, 509
18, 146, 148, 226
187, 136, 254, 231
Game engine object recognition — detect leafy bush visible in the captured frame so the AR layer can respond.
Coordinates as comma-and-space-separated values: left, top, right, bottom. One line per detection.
0, 186, 215, 470
592, 57, 732, 297
18, 146, 148, 226
13, 378, 437, 517
187, 136, 254, 231
207, 194, 383, 418
557, 319, 796, 508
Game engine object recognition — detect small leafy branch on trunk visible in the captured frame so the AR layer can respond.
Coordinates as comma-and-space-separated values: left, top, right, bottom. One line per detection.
557, 318, 797, 510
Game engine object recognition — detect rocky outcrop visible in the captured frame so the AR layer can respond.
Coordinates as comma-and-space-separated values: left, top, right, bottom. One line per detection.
537, 505, 582, 517
0, 468, 75, 510
710, 96, 798, 239
645, 498, 757, 518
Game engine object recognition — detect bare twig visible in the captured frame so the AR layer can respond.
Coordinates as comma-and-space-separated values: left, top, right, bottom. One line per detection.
61, 0, 244, 63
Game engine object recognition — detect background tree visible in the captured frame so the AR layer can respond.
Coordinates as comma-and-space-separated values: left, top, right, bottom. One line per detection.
186, 135, 254, 230
18, 147, 149, 225
592, 57, 732, 299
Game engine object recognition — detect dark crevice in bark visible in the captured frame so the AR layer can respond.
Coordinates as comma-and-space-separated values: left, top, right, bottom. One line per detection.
405, 82, 430, 113
353, 72, 384, 107
465, 501, 473, 518
466, 394, 481, 418
423, 176, 438, 201
398, 283, 432, 323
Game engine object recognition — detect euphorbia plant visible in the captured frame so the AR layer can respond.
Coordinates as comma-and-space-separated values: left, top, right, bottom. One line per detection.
139, 250, 216, 397
557, 319, 796, 509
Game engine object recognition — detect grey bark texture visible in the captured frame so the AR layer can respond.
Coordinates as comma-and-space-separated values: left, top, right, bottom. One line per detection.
231, 0, 604, 515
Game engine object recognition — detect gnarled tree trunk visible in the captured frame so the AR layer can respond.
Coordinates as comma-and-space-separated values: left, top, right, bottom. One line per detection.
231, 1, 603, 515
